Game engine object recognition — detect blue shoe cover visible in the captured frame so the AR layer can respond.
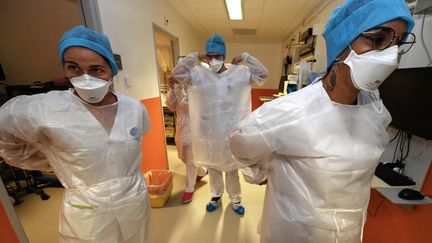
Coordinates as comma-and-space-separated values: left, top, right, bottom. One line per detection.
232, 203, 245, 215
206, 198, 221, 212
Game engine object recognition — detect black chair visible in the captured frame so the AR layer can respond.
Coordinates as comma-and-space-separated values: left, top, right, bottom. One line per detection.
1, 159, 51, 204
1, 81, 67, 204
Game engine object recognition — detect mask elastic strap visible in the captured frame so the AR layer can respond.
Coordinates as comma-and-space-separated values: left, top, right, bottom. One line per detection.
371, 93, 384, 113
333, 45, 354, 65
360, 90, 384, 112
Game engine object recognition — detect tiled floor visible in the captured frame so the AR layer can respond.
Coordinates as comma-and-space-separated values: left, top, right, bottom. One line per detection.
14, 145, 266, 243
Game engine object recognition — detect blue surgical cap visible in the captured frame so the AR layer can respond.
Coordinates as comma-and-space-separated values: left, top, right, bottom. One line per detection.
57, 25, 118, 75
323, 0, 415, 69
206, 34, 226, 57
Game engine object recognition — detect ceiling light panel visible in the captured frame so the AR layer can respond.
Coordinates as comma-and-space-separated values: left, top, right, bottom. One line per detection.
225, 0, 243, 20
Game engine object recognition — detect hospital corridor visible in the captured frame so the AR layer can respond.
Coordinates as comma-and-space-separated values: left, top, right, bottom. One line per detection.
1, 0, 432, 243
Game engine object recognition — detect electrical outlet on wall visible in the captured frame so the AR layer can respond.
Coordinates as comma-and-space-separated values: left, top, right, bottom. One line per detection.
124, 75, 133, 87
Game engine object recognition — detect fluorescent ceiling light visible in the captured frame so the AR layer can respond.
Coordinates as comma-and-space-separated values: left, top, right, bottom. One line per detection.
225, 0, 243, 20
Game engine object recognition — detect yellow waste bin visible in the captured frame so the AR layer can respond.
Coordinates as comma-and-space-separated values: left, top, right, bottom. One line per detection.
145, 170, 173, 208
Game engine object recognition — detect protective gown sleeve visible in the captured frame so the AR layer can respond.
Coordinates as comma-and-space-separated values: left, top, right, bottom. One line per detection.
230, 106, 273, 164
165, 88, 177, 112
242, 52, 269, 86
230, 104, 274, 184
172, 52, 199, 86
240, 164, 269, 185
0, 95, 51, 171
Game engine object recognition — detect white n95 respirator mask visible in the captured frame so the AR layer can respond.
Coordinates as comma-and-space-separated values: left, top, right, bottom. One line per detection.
341, 45, 399, 92
209, 58, 224, 73
70, 74, 111, 103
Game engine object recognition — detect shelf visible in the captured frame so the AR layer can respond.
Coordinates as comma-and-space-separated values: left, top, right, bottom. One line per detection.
375, 187, 432, 205
163, 106, 175, 139
259, 95, 276, 103
373, 163, 432, 207
372, 128, 432, 208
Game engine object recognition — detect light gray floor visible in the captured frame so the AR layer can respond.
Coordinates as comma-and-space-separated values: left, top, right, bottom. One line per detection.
14, 145, 266, 243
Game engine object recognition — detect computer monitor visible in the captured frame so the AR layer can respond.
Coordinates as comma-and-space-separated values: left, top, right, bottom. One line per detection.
0, 62, 6, 81
378, 67, 432, 140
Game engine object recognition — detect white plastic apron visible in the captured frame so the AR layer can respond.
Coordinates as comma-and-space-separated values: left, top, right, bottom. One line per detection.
172, 83, 193, 163
0, 91, 150, 242
255, 82, 390, 243
188, 66, 252, 171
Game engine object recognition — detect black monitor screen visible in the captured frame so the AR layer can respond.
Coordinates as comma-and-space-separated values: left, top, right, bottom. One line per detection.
0, 62, 5, 81
378, 67, 432, 140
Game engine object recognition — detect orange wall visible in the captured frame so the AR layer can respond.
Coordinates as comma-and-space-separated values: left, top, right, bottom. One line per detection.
364, 167, 432, 243
141, 97, 168, 173
251, 88, 278, 111
0, 201, 19, 243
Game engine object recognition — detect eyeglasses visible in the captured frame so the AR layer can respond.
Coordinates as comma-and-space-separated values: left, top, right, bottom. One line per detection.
361, 26, 416, 55
206, 54, 223, 60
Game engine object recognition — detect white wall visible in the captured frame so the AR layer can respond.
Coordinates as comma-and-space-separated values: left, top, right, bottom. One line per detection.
0, 0, 82, 86
96, 0, 205, 100
0, 0, 206, 101
285, 0, 344, 74
400, 14, 432, 68
226, 42, 284, 89
287, 0, 432, 73
307, 0, 344, 73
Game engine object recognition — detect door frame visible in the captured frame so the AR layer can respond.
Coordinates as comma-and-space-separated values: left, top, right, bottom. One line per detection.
152, 24, 180, 146
77, 0, 103, 31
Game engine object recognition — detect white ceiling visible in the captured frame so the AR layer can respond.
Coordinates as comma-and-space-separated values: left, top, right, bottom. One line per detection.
167, 0, 324, 43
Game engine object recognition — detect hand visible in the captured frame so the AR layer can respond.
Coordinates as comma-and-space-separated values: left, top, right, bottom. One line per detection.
231, 55, 243, 65
167, 76, 177, 89
198, 54, 209, 63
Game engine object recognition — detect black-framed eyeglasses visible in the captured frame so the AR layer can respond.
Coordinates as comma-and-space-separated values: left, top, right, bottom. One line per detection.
361, 26, 416, 55
206, 54, 223, 60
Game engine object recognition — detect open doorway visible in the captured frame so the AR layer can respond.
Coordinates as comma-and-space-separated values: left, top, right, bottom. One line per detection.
153, 26, 179, 145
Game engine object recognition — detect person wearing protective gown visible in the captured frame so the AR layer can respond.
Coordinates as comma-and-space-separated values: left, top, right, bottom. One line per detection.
229, 0, 415, 242
166, 74, 207, 204
173, 34, 268, 215
0, 25, 151, 242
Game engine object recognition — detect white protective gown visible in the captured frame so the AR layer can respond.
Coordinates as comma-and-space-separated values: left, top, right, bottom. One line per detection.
166, 83, 192, 163
173, 52, 268, 172
0, 90, 151, 243
230, 80, 391, 243
166, 83, 206, 192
